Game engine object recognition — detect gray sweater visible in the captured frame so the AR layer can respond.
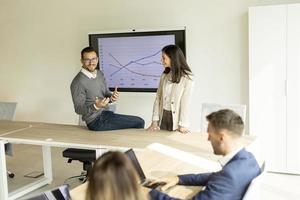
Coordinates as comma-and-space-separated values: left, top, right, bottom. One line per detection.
70, 70, 112, 124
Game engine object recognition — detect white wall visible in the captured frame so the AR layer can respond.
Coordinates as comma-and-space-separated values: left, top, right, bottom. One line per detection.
1, 0, 300, 132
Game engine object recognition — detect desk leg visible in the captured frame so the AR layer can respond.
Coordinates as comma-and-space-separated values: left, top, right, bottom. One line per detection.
7, 146, 53, 200
42, 145, 53, 183
0, 140, 9, 200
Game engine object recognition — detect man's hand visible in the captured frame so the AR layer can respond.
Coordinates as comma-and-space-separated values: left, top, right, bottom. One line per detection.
148, 176, 179, 191
95, 97, 110, 108
111, 86, 119, 102
147, 121, 160, 132
177, 126, 190, 134
141, 185, 151, 194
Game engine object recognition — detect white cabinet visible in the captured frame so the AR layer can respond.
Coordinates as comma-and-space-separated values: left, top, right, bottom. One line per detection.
249, 4, 300, 174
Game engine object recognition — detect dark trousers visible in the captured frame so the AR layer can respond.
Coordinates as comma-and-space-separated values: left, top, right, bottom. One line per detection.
87, 111, 145, 131
160, 110, 173, 131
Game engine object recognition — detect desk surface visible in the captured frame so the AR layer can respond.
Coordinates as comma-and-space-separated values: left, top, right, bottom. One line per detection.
0, 121, 34, 135
0, 120, 256, 200
70, 149, 205, 200
0, 121, 254, 162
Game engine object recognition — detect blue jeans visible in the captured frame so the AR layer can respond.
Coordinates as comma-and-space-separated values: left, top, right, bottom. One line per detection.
87, 111, 145, 131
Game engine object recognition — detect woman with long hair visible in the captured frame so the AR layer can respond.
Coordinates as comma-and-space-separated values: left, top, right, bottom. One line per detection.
86, 151, 148, 200
147, 44, 194, 134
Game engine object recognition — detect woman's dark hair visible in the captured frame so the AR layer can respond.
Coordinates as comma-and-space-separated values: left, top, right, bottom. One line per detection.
162, 45, 192, 83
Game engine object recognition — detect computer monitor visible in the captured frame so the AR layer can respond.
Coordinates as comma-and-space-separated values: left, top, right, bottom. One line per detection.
89, 29, 186, 92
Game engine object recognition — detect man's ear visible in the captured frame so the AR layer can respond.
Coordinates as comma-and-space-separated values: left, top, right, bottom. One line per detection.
218, 129, 228, 141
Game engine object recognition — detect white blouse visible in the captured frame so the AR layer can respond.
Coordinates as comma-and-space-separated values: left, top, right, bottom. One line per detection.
163, 78, 173, 111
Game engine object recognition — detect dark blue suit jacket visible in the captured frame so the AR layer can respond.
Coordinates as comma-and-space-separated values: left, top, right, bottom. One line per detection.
149, 148, 261, 200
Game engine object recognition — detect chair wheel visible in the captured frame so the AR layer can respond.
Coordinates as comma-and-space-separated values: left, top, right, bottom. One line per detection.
8, 173, 15, 178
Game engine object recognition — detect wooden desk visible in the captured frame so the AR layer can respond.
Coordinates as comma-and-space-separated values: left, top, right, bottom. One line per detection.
0, 121, 255, 200
70, 149, 205, 200
0, 121, 253, 157
0, 121, 35, 136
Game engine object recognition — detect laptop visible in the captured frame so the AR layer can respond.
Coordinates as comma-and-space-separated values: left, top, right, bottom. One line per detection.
125, 149, 166, 189
27, 184, 71, 200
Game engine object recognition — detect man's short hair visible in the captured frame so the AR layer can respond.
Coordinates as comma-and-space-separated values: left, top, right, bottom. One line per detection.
81, 47, 97, 59
206, 109, 244, 136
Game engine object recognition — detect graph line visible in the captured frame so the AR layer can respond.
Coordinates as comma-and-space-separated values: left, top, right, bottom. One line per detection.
109, 64, 161, 77
108, 50, 162, 77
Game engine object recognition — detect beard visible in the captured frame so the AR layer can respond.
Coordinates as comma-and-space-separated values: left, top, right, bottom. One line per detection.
84, 65, 97, 72
211, 142, 223, 156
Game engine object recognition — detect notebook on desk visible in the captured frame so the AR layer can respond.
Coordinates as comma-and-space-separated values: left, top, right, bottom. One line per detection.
125, 148, 166, 190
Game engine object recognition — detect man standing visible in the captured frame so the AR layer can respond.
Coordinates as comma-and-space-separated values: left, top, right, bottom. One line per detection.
148, 109, 261, 200
71, 47, 145, 131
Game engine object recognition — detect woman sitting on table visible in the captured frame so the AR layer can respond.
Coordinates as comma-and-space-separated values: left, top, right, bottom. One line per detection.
86, 151, 148, 200
147, 45, 194, 134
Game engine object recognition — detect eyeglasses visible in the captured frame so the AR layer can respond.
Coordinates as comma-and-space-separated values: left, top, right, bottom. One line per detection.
82, 57, 98, 63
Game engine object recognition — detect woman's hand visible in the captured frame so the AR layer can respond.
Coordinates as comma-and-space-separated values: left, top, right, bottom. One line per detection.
177, 126, 190, 134
147, 121, 160, 131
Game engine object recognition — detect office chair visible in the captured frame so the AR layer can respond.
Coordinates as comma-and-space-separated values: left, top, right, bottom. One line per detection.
62, 115, 94, 183
200, 103, 247, 134
63, 115, 94, 182
0, 101, 17, 178
242, 161, 266, 200
63, 104, 117, 182
62, 148, 96, 182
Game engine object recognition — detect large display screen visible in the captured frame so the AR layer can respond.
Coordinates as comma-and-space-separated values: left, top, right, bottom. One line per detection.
89, 29, 186, 92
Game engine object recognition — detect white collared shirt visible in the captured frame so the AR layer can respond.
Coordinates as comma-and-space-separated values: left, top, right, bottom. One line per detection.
163, 74, 173, 111
218, 147, 243, 167
81, 68, 97, 79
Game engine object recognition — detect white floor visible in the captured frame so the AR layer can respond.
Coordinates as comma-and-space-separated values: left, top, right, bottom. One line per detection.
5, 144, 300, 200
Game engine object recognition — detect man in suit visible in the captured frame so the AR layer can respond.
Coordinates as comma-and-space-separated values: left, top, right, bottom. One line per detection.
148, 109, 261, 200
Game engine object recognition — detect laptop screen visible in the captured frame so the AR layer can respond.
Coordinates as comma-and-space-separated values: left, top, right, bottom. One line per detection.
27, 184, 71, 200
125, 149, 147, 183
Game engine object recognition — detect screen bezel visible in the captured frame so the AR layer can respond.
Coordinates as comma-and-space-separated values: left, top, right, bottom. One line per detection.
125, 148, 147, 183
89, 29, 186, 92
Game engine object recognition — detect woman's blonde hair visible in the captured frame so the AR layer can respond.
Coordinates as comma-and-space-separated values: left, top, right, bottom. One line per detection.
86, 151, 147, 200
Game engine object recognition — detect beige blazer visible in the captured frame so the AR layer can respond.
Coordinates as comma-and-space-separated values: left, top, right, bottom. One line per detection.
152, 73, 194, 130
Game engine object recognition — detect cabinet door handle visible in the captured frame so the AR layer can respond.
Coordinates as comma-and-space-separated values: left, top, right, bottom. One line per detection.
285, 80, 287, 97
